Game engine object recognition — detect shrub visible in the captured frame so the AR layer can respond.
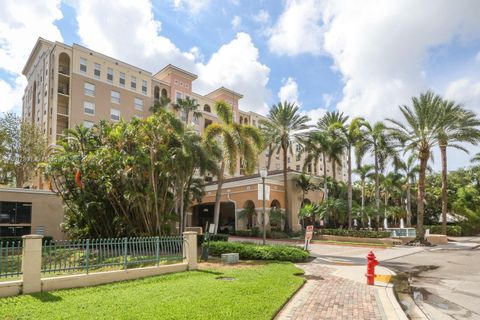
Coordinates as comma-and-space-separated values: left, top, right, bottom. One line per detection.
425, 225, 462, 237
0, 236, 54, 243
316, 229, 391, 239
197, 234, 229, 245
205, 241, 309, 262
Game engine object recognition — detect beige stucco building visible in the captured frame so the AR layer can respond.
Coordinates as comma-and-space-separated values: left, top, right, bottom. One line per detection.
17, 37, 348, 235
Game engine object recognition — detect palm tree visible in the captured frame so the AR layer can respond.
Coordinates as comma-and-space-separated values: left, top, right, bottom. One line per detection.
471, 153, 480, 163
174, 96, 202, 124
302, 130, 330, 201
396, 155, 419, 227
330, 117, 363, 229
436, 99, 480, 234
381, 171, 404, 227
260, 102, 310, 232
205, 101, 263, 234
387, 91, 443, 239
357, 121, 395, 227
150, 96, 171, 113
353, 164, 374, 227
294, 173, 315, 206
259, 122, 280, 171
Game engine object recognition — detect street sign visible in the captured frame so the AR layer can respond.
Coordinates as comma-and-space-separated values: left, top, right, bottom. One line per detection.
208, 224, 216, 234
304, 225, 314, 250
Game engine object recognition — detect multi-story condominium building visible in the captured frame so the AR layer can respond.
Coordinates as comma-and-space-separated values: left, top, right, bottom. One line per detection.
21, 37, 347, 184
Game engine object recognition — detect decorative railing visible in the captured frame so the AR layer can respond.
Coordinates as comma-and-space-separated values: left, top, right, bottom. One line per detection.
0, 240, 23, 278
41, 236, 184, 275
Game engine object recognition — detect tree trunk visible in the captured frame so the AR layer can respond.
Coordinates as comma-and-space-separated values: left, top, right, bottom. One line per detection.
440, 145, 448, 235
180, 184, 185, 233
406, 182, 412, 227
266, 144, 273, 171
322, 152, 328, 201
347, 146, 352, 229
332, 159, 336, 181
283, 144, 290, 232
417, 149, 429, 240
374, 149, 380, 230
150, 149, 160, 235
213, 160, 225, 234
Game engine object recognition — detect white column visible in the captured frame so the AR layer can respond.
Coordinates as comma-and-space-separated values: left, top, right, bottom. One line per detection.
21, 235, 43, 294
183, 232, 198, 270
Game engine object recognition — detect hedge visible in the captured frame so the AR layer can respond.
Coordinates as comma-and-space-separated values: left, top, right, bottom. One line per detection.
197, 234, 229, 245
425, 225, 462, 237
316, 229, 391, 239
204, 241, 309, 262
0, 236, 53, 243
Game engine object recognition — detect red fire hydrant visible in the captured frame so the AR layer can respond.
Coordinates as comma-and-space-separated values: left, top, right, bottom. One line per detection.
366, 251, 378, 286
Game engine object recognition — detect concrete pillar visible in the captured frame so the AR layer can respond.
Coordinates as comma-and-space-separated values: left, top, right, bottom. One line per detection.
183, 232, 197, 270
21, 234, 43, 294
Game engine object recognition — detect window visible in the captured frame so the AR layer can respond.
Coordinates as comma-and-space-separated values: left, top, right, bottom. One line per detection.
84, 82, 95, 97
193, 116, 200, 125
204, 104, 211, 112
119, 72, 125, 87
111, 108, 120, 121
141, 80, 147, 95
84, 101, 95, 115
0, 202, 31, 224
107, 68, 113, 82
134, 98, 143, 111
80, 58, 87, 73
176, 91, 182, 102
94, 63, 101, 79
131, 76, 136, 90
111, 91, 120, 104
83, 120, 94, 128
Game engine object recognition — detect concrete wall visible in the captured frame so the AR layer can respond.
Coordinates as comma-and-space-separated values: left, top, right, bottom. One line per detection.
0, 188, 64, 239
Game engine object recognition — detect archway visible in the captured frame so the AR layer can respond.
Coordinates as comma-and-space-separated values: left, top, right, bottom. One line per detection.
154, 86, 160, 102
58, 52, 70, 75
269, 200, 282, 231
161, 88, 168, 98
190, 202, 236, 234
242, 200, 256, 229
204, 104, 211, 112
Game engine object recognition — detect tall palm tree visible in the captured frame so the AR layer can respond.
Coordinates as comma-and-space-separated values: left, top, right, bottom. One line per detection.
294, 173, 315, 206
436, 99, 480, 234
471, 153, 480, 163
174, 96, 202, 124
353, 164, 374, 227
302, 130, 330, 201
357, 121, 395, 227
260, 102, 310, 232
387, 91, 443, 239
396, 155, 420, 227
259, 122, 280, 171
205, 101, 263, 234
330, 117, 363, 229
381, 171, 404, 226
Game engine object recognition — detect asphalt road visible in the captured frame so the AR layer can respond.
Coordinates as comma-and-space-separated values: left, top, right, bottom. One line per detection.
384, 238, 480, 320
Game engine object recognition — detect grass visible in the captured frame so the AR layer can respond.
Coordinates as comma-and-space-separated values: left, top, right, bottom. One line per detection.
0, 261, 304, 320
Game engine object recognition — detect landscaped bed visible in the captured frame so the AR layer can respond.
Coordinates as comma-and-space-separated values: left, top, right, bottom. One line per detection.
0, 261, 304, 320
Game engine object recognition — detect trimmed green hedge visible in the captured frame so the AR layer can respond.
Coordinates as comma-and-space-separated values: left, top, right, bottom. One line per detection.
316, 229, 391, 239
204, 241, 309, 262
233, 230, 291, 239
425, 225, 462, 237
0, 236, 53, 243
197, 234, 229, 245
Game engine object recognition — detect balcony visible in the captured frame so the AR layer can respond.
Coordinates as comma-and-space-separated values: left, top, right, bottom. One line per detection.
58, 65, 70, 76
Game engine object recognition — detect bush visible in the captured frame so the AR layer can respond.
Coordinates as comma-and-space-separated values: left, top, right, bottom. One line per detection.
316, 229, 391, 239
205, 241, 309, 262
197, 234, 229, 246
425, 225, 462, 237
0, 236, 54, 243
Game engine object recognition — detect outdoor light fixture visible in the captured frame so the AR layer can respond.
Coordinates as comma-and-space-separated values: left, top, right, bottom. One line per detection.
260, 168, 268, 245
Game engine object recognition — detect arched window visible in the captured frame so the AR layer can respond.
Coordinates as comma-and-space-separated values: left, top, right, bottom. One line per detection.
161, 88, 168, 98
204, 104, 211, 113
154, 86, 160, 102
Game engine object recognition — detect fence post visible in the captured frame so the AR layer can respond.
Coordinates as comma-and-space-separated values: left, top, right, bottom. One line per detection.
21, 235, 43, 294
123, 237, 128, 270
155, 237, 160, 266
183, 232, 197, 271
85, 239, 90, 274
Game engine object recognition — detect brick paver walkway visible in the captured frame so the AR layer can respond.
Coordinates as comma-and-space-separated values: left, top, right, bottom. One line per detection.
276, 261, 383, 320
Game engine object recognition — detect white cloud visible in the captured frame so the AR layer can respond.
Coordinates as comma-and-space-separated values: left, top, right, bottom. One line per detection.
476, 51, 480, 63
73, 1, 271, 114
232, 15, 242, 30
253, 9, 270, 24
278, 77, 299, 105
0, 0, 63, 113
268, 0, 480, 122
302, 107, 327, 126
445, 78, 480, 111
322, 93, 333, 108
268, 0, 324, 56
171, 0, 210, 15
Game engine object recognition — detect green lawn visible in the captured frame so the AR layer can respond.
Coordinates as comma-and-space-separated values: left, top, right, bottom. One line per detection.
0, 262, 304, 320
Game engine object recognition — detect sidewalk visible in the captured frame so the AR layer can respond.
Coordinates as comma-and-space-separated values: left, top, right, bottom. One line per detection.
275, 259, 408, 320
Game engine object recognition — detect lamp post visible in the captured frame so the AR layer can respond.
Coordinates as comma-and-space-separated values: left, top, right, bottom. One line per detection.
259, 168, 268, 245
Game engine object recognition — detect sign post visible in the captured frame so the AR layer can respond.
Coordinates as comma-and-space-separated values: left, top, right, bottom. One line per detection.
304, 225, 314, 250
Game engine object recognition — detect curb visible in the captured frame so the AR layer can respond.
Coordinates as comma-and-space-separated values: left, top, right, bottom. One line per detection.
376, 267, 410, 320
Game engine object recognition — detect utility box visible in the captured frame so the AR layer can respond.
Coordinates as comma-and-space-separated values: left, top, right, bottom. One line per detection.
221, 253, 239, 264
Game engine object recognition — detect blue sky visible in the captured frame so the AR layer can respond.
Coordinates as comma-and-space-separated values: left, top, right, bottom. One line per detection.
1, 0, 480, 169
